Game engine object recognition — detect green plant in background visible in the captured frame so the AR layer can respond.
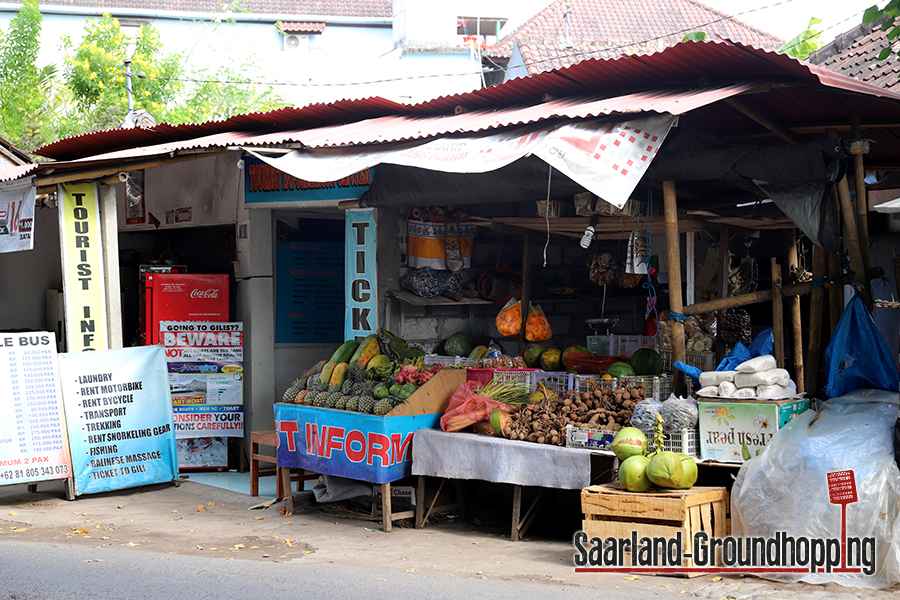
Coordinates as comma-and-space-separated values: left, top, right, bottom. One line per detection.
778, 17, 823, 60
865, 1, 900, 60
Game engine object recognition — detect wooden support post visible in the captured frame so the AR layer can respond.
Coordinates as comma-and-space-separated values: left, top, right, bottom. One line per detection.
806, 244, 827, 396
771, 258, 785, 369
664, 181, 686, 396
715, 230, 729, 364
382, 482, 392, 533
784, 231, 805, 393
836, 175, 872, 309
518, 236, 533, 356
828, 252, 843, 336
851, 116, 871, 273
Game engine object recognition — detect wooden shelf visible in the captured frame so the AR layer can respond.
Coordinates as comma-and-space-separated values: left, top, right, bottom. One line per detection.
386, 289, 494, 307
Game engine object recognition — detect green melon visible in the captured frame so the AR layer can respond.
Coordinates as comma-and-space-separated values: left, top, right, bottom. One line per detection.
562, 345, 589, 368
524, 344, 546, 368
629, 347, 663, 376
444, 331, 475, 357
539, 348, 563, 371
606, 361, 637, 378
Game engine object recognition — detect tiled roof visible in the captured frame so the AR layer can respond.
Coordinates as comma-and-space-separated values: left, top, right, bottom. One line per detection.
22, 1, 391, 18
809, 19, 900, 93
280, 21, 326, 33
487, 0, 783, 74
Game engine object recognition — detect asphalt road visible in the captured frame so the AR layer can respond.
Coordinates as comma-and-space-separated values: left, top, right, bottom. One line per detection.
0, 540, 691, 600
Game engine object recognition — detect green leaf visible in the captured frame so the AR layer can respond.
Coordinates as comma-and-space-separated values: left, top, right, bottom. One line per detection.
877, 46, 894, 60
682, 31, 707, 42
863, 5, 882, 23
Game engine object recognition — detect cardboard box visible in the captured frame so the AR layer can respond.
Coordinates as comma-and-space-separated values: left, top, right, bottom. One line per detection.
372, 485, 416, 515
698, 398, 809, 463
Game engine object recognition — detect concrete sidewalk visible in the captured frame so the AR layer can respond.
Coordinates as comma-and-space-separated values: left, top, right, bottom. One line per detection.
0, 478, 893, 599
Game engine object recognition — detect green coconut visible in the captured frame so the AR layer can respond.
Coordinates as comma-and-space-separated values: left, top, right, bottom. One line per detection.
646, 451, 684, 489
618, 455, 653, 492
609, 427, 647, 461
673, 453, 698, 489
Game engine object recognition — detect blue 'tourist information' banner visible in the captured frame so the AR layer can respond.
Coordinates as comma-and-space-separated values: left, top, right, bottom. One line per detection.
58, 346, 178, 495
344, 209, 377, 341
275, 404, 439, 484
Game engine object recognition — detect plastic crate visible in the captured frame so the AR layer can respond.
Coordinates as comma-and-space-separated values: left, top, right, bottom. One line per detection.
657, 348, 717, 372
424, 354, 478, 368
576, 374, 670, 400
647, 428, 700, 456
532, 371, 574, 394
466, 368, 537, 388
609, 334, 656, 358
565, 424, 618, 451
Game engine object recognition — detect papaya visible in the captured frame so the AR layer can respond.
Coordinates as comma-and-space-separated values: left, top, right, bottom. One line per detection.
366, 354, 390, 370
468, 345, 488, 359
562, 345, 589, 368
539, 348, 563, 371
329, 362, 349, 389
329, 340, 359, 364
524, 344, 546, 367
318, 361, 337, 390
349, 334, 380, 367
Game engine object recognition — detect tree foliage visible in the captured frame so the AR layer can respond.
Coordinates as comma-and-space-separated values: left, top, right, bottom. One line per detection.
864, 2, 900, 60
778, 17, 823, 60
0, 5, 287, 155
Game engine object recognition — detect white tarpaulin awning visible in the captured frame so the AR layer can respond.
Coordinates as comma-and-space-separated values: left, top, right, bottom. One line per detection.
245, 114, 676, 209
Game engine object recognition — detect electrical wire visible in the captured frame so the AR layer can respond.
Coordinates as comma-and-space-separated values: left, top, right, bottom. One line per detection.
129, 1, 871, 91
543, 164, 552, 267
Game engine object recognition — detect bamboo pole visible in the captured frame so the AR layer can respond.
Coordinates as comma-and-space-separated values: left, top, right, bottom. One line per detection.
851, 115, 871, 273
663, 181, 686, 396
836, 175, 873, 309
680, 267, 881, 315
784, 231, 804, 393
771, 258, 785, 369
806, 244, 827, 396
518, 236, 532, 356
715, 230, 729, 364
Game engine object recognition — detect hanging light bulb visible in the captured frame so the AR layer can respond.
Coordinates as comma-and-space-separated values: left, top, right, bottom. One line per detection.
580, 224, 595, 249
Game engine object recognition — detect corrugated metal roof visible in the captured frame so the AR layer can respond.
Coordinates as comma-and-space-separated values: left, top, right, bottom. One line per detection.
30, 41, 900, 172
0, 163, 39, 183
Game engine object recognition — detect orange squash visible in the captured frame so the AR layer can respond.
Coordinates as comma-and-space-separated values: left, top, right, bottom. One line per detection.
496, 300, 522, 337
525, 303, 552, 342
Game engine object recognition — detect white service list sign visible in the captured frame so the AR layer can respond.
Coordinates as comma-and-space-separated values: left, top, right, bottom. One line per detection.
0, 332, 72, 484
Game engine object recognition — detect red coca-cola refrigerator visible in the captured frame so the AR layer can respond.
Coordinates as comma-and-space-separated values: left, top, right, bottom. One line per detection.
143, 273, 230, 345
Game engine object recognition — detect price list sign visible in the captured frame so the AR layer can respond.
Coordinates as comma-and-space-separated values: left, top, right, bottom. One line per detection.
0, 332, 72, 485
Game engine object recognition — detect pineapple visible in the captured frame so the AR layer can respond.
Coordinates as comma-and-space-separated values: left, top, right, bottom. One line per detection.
282, 379, 302, 403
335, 394, 350, 410
373, 397, 392, 416
295, 390, 309, 404
323, 391, 339, 409
342, 365, 366, 395
306, 373, 319, 390
358, 394, 376, 414
345, 396, 359, 412
390, 394, 406, 409
358, 379, 377, 398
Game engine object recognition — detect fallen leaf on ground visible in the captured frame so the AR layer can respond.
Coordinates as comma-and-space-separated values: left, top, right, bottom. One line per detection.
624, 575, 641, 580
710, 576, 723, 582
406, 568, 417, 572
73, 529, 90, 534
254, 516, 264, 520
284, 539, 294, 545
208, 502, 215, 506
117, 505, 123, 509
376, 578, 386, 582
8, 511, 17, 515
233, 544, 244, 549
197, 505, 206, 512
476, 571, 483, 575
11, 528, 26, 532
172, 510, 178, 514
83, 559, 103, 563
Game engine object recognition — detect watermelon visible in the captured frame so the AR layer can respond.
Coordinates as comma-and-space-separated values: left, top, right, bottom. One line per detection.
629, 347, 662, 376
524, 344, 546, 367
444, 331, 475, 357
562, 345, 589, 368
540, 348, 563, 371
606, 361, 636, 378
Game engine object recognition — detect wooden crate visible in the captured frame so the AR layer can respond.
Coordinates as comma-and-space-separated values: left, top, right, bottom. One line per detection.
581, 483, 728, 575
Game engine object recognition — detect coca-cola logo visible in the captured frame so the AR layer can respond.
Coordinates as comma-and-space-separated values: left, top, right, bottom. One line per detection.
188, 278, 225, 311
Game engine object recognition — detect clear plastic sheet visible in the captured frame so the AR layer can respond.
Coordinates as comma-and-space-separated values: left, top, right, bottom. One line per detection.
732, 389, 900, 588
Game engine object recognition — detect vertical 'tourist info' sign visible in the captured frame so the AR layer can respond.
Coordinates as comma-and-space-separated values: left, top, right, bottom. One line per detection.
345, 209, 377, 341
58, 182, 108, 352
0, 331, 72, 486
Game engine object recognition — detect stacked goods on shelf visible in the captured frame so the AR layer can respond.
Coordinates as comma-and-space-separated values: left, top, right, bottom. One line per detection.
693, 354, 798, 399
